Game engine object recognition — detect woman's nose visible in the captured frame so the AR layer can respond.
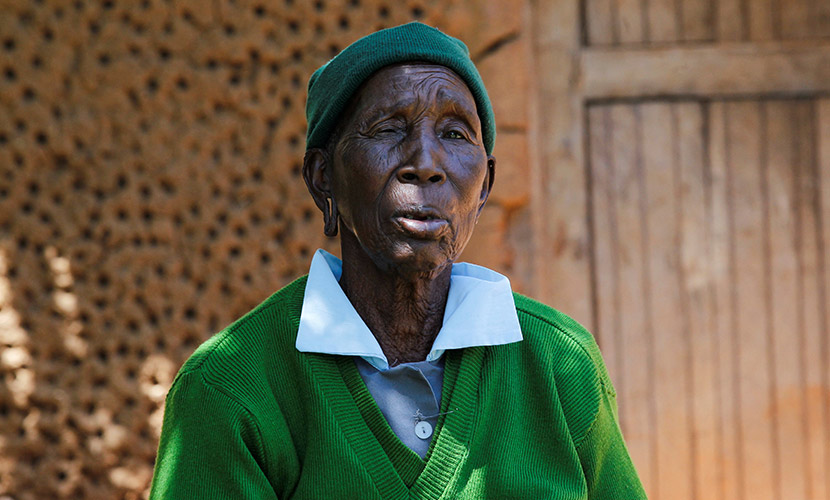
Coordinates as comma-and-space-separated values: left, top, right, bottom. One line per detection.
396, 131, 446, 185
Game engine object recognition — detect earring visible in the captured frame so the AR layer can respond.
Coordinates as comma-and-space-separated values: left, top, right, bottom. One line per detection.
323, 196, 339, 237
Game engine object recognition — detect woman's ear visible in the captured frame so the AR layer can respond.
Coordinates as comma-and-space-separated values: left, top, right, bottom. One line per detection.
303, 148, 339, 236
303, 148, 329, 211
477, 155, 496, 216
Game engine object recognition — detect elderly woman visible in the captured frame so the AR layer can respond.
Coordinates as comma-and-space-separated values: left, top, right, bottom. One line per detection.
150, 22, 645, 499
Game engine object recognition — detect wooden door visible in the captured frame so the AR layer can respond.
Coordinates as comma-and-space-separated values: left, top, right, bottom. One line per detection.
526, 1, 830, 499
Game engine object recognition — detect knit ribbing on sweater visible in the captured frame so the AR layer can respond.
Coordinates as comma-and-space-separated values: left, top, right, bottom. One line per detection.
150, 275, 646, 499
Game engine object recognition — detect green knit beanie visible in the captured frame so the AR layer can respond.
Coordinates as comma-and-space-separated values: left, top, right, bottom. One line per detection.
305, 22, 495, 154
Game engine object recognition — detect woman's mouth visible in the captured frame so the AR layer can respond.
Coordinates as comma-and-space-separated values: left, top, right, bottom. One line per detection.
393, 208, 449, 239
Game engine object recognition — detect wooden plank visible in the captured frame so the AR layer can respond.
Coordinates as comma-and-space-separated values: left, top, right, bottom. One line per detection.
642, 102, 692, 500
708, 101, 741, 500
816, 1, 830, 41
681, 0, 714, 42
748, 0, 776, 41
716, 0, 745, 41
780, 0, 810, 40
818, 97, 830, 500
581, 41, 830, 99
676, 101, 719, 500
530, 0, 593, 327
646, 0, 678, 43
609, 103, 654, 494
584, 0, 617, 46
726, 100, 776, 500
765, 99, 806, 500
617, 0, 645, 44
803, 99, 830, 500
588, 106, 621, 386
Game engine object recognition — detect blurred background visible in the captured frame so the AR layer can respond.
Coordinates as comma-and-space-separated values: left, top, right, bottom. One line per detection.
0, 0, 828, 498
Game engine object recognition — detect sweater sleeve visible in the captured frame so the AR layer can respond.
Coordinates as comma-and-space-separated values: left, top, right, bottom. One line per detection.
149, 370, 279, 500
576, 381, 647, 500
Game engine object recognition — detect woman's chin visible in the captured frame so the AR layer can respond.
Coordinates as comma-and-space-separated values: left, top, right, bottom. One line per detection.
370, 241, 457, 277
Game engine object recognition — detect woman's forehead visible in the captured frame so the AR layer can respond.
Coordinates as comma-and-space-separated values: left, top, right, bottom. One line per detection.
366, 63, 469, 93
351, 64, 477, 116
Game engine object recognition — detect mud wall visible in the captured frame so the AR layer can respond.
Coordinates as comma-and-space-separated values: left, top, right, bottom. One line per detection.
0, 1, 531, 498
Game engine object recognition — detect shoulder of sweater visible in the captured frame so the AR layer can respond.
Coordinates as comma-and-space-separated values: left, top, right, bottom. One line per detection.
511, 292, 615, 397
173, 274, 309, 386
510, 293, 617, 446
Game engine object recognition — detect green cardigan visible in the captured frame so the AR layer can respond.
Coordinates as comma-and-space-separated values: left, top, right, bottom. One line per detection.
150, 276, 646, 499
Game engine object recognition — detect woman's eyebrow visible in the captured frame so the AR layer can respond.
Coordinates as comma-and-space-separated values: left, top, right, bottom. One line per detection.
358, 98, 417, 124
436, 89, 477, 116
356, 90, 478, 130
439, 98, 479, 134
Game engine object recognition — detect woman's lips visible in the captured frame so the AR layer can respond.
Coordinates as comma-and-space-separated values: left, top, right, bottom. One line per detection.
393, 215, 449, 239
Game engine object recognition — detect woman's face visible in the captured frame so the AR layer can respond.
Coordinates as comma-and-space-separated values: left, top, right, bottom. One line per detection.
327, 63, 493, 275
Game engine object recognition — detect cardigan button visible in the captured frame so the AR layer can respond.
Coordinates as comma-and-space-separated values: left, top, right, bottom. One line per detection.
415, 421, 433, 440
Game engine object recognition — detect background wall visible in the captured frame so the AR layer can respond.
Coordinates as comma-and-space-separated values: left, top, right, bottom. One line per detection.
0, 1, 532, 498
0, 0, 828, 499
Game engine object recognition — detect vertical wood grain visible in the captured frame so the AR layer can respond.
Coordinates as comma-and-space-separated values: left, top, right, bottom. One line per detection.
716, 0, 745, 41
817, 98, 830, 500
530, 0, 592, 327
748, 0, 776, 40
726, 100, 776, 500
611, 103, 655, 495
588, 106, 622, 388
681, 0, 714, 42
708, 101, 742, 500
764, 100, 806, 500
802, 99, 830, 500
677, 101, 719, 500
588, 97, 830, 500
617, 0, 646, 43
781, 0, 810, 39
642, 102, 692, 500
584, 0, 616, 45
646, 0, 678, 42
794, 99, 823, 500
815, 1, 830, 40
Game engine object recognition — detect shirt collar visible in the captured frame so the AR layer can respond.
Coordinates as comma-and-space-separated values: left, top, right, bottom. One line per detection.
296, 249, 523, 371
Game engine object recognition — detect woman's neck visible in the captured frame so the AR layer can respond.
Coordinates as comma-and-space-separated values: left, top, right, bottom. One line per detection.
338, 238, 452, 367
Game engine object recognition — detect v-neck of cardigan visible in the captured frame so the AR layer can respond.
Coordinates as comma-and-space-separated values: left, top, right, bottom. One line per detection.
309, 346, 485, 499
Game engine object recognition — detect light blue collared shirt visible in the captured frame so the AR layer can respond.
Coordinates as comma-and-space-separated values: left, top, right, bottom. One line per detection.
296, 249, 524, 370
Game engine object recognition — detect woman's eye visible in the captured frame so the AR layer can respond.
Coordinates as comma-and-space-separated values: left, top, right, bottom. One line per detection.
442, 129, 465, 139
369, 120, 403, 136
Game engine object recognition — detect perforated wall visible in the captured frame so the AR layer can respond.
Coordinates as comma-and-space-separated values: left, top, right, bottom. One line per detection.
0, 1, 531, 498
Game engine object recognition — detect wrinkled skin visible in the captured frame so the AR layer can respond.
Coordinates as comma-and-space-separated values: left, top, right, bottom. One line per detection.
303, 63, 495, 364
